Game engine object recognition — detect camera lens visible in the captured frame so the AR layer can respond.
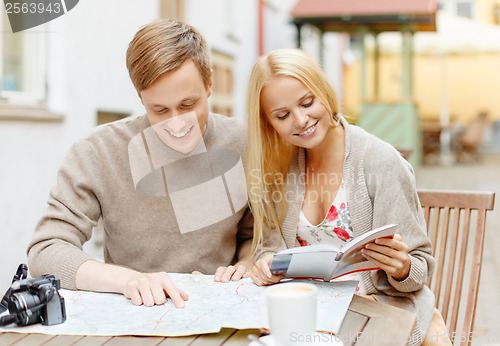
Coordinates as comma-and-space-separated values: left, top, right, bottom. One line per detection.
9, 292, 41, 326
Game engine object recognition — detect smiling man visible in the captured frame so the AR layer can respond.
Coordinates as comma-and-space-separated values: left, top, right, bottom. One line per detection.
151, 112, 203, 155
27, 19, 253, 308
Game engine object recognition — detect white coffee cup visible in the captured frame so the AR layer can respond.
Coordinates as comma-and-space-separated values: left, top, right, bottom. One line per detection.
266, 282, 317, 345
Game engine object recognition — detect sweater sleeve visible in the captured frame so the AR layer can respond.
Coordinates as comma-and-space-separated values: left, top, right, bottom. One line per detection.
235, 206, 254, 251
365, 140, 435, 293
255, 221, 287, 261
27, 139, 103, 289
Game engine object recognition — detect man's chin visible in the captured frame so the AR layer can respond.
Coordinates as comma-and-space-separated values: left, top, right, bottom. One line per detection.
164, 138, 202, 155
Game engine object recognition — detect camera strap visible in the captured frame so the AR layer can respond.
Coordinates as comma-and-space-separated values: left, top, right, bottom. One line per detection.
0, 314, 19, 327
0, 264, 28, 314
0, 297, 7, 314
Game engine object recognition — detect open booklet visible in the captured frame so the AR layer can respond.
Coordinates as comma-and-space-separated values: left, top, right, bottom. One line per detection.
270, 223, 397, 281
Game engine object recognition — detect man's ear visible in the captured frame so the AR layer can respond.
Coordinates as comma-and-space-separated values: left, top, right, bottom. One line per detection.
206, 70, 213, 98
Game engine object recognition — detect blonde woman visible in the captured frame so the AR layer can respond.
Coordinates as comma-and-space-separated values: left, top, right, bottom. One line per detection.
246, 49, 449, 345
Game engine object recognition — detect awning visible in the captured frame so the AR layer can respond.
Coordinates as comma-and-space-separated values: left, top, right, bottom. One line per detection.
290, 0, 437, 32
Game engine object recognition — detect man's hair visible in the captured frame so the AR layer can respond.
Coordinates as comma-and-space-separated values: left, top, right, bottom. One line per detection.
126, 19, 211, 93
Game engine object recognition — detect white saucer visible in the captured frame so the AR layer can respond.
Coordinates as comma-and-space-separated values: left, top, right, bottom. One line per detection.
249, 333, 344, 346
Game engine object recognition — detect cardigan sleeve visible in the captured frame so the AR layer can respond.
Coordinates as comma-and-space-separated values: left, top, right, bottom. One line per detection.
364, 139, 435, 293
27, 139, 102, 289
254, 169, 303, 262
255, 220, 287, 261
235, 206, 254, 253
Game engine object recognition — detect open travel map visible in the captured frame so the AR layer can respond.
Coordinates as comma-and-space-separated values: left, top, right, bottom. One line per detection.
0, 274, 357, 336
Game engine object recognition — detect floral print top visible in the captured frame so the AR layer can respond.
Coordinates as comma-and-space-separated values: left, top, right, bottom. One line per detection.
297, 181, 366, 293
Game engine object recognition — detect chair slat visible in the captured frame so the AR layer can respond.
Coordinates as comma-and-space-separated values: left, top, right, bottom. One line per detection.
461, 210, 488, 346
441, 208, 461, 323
434, 207, 450, 307
430, 207, 441, 257
427, 207, 441, 287
423, 206, 431, 228
450, 208, 471, 335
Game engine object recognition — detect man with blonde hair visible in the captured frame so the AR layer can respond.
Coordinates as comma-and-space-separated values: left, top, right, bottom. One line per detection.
27, 19, 253, 307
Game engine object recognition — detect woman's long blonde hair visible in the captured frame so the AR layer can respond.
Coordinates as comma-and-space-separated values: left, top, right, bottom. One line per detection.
246, 49, 340, 254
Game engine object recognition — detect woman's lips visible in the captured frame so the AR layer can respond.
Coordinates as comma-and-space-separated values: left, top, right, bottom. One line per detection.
296, 120, 318, 137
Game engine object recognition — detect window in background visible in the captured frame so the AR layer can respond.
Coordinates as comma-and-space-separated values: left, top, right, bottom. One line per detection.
493, 3, 500, 24
160, 0, 184, 20
456, 0, 474, 19
1, 10, 47, 106
210, 50, 234, 117
97, 110, 129, 126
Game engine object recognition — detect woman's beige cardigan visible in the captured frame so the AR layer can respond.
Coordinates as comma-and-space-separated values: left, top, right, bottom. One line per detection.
256, 116, 436, 345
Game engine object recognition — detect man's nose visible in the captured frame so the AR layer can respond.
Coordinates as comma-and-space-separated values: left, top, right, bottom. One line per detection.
166, 114, 187, 133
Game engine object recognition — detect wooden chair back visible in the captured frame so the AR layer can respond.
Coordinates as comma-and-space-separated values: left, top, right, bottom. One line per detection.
417, 189, 495, 345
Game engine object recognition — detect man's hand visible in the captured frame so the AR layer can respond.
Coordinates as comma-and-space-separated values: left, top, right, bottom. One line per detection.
361, 234, 411, 281
250, 254, 283, 286
75, 260, 188, 307
124, 272, 189, 307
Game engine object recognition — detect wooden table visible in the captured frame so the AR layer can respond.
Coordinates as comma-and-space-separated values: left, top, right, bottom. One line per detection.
0, 295, 416, 346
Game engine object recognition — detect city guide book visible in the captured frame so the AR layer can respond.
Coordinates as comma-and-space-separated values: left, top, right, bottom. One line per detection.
270, 224, 397, 281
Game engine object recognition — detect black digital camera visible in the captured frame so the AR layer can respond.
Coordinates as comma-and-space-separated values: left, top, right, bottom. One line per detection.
0, 264, 66, 327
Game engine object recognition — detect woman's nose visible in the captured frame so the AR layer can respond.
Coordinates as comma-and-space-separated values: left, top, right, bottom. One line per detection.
293, 109, 309, 128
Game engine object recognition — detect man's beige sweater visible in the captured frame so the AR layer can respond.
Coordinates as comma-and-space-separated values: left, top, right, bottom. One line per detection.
27, 113, 253, 289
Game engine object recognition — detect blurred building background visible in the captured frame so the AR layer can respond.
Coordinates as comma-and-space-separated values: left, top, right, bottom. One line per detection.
1, 0, 499, 342
340, 0, 500, 166
343, 0, 500, 124
0, 0, 338, 297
